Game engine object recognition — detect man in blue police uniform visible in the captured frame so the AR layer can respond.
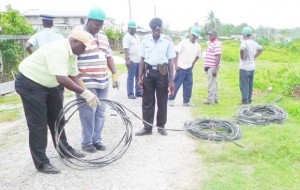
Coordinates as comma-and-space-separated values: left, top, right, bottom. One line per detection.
25, 14, 64, 54
135, 18, 176, 136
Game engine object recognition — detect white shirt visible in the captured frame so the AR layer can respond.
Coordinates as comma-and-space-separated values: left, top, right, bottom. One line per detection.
176, 39, 201, 69
27, 28, 64, 48
122, 33, 140, 63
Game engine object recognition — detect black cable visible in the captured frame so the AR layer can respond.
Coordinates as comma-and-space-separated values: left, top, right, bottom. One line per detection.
234, 104, 288, 125
184, 119, 244, 148
55, 98, 133, 170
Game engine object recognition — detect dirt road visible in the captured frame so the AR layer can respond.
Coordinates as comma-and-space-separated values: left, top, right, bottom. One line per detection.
0, 74, 206, 190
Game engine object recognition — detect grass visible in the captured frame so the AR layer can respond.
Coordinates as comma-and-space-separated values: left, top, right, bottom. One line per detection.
191, 50, 300, 189
0, 93, 22, 123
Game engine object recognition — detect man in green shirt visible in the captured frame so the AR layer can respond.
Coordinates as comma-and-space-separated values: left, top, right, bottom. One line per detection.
15, 29, 99, 174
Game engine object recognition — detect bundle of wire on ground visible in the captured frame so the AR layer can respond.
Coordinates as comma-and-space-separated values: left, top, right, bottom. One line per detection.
184, 119, 243, 143
234, 104, 288, 125
55, 99, 133, 170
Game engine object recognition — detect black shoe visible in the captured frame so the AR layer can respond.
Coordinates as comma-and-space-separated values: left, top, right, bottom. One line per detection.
136, 94, 143, 97
93, 143, 106, 150
38, 163, 60, 174
135, 129, 152, 136
157, 128, 168, 136
82, 144, 97, 153
64, 147, 85, 158
128, 95, 136, 99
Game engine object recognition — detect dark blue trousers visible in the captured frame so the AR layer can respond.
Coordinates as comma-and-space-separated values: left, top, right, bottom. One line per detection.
127, 61, 142, 97
168, 67, 193, 103
15, 73, 71, 169
239, 69, 255, 104
142, 68, 168, 131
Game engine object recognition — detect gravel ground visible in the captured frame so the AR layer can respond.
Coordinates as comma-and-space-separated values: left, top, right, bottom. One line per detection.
0, 74, 206, 190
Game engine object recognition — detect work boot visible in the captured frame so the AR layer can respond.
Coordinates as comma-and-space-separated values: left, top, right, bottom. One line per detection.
37, 163, 60, 174
157, 128, 168, 136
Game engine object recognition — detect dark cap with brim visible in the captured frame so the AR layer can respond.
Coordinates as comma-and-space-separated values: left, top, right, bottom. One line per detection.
149, 18, 162, 29
40, 14, 54, 22
207, 29, 217, 36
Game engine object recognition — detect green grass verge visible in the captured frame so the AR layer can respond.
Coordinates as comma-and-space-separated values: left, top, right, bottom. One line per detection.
192, 55, 300, 189
0, 94, 22, 123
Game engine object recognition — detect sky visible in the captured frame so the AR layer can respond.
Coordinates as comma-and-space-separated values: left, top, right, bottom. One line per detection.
0, 0, 299, 30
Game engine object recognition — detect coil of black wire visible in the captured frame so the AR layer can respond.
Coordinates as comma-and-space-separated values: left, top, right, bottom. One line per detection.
234, 104, 288, 125
55, 99, 133, 170
184, 119, 243, 142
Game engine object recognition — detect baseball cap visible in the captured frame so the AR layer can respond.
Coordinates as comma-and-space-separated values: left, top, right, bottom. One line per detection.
40, 14, 54, 22
207, 29, 217, 36
70, 29, 97, 50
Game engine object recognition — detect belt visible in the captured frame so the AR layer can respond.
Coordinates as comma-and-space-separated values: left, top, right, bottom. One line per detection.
145, 63, 167, 70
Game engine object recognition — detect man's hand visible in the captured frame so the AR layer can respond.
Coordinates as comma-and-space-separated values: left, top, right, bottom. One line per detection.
168, 80, 175, 95
212, 68, 217, 77
112, 74, 120, 90
80, 89, 100, 107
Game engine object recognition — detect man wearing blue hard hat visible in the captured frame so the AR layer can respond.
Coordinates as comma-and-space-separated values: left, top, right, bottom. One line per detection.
75, 7, 119, 153
122, 20, 143, 99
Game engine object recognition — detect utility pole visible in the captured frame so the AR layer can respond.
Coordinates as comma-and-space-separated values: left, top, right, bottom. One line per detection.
154, 4, 156, 17
128, 0, 132, 20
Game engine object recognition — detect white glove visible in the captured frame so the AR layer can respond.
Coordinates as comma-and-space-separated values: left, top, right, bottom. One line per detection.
80, 89, 100, 107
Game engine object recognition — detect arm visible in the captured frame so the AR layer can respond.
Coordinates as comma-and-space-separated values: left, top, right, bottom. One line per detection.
174, 52, 179, 70
107, 56, 117, 74
25, 42, 33, 54
192, 56, 199, 68
138, 57, 145, 88
124, 48, 130, 67
255, 48, 263, 59
212, 54, 221, 77
56, 75, 84, 94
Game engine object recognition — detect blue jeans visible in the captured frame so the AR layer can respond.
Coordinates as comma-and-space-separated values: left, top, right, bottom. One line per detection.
127, 61, 142, 96
168, 67, 193, 103
239, 69, 255, 104
76, 87, 108, 147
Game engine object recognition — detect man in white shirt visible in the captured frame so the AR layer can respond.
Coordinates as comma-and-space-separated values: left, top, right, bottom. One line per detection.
122, 20, 142, 99
168, 27, 201, 107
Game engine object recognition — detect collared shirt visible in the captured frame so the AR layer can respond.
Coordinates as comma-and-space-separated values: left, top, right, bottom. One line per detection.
122, 32, 140, 63
239, 39, 262, 71
27, 28, 64, 48
176, 39, 201, 69
19, 39, 78, 88
140, 34, 176, 65
77, 29, 112, 89
204, 39, 222, 68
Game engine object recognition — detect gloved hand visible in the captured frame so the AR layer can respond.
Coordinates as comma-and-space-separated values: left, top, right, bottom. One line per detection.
80, 89, 100, 107
112, 74, 120, 90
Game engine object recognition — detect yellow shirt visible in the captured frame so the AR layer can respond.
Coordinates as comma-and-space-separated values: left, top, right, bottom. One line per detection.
19, 39, 79, 88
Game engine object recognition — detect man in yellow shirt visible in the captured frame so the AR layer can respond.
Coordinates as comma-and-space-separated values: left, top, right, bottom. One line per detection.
15, 29, 99, 174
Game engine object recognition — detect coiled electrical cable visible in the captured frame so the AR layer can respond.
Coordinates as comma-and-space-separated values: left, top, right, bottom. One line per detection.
234, 105, 288, 125
184, 119, 243, 148
55, 99, 133, 170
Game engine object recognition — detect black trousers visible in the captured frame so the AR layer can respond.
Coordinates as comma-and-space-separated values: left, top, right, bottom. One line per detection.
142, 68, 169, 131
15, 73, 71, 169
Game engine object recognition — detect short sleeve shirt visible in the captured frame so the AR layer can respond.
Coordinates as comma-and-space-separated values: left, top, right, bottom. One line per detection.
122, 32, 140, 63
19, 39, 78, 88
239, 39, 263, 71
204, 39, 222, 68
176, 39, 201, 69
27, 28, 64, 48
140, 34, 176, 65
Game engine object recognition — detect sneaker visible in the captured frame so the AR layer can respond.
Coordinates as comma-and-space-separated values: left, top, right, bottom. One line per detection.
128, 95, 136, 99
169, 100, 175, 106
182, 102, 195, 107
38, 163, 60, 174
93, 143, 106, 151
202, 99, 213, 105
81, 145, 97, 153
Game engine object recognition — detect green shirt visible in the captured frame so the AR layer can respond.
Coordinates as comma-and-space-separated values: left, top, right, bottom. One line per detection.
19, 39, 79, 88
